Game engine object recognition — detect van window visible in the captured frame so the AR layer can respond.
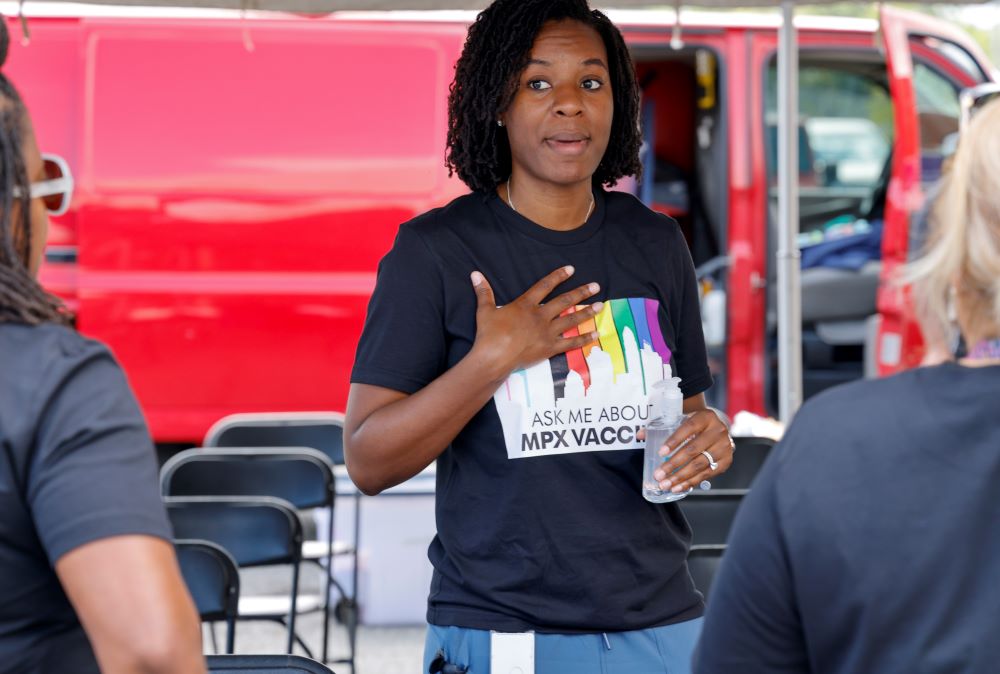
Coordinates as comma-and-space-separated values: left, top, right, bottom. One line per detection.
915, 62, 961, 117
913, 35, 988, 86
908, 32, 989, 184
913, 61, 960, 184
765, 61, 893, 233
89, 27, 449, 196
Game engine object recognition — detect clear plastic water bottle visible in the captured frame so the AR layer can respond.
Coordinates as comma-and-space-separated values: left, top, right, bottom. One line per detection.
642, 369, 690, 503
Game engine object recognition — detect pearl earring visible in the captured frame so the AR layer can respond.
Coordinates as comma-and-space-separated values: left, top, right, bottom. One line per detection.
497, 120, 504, 127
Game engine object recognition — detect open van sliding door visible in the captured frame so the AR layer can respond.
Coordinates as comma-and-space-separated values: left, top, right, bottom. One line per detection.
875, 6, 994, 375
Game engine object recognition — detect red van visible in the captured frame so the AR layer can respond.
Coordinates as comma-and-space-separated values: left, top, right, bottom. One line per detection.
9, 5, 994, 443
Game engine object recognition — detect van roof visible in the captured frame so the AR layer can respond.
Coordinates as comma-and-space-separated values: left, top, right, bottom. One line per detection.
337, 9, 879, 33
0, 1, 879, 33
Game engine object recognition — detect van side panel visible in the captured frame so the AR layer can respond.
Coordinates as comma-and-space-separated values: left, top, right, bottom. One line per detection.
79, 20, 466, 441
6, 19, 82, 309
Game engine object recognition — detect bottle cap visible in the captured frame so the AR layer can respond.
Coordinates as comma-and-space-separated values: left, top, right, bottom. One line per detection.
649, 370, 682, 422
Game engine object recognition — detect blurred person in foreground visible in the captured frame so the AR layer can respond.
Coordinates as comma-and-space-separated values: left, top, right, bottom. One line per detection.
345, 0, 734, 671
0, 20, 205, 674
694, 98, 1000, 673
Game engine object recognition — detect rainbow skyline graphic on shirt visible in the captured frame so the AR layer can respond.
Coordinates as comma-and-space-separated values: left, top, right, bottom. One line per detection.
493, 297, 673, 458
495, 297, 673, 409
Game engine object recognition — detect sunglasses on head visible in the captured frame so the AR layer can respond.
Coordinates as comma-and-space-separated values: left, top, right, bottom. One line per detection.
12, 153, 74, 217
960, 83, 1000, 136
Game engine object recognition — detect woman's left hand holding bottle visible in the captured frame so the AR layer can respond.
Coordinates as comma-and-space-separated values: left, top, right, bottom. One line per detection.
653, 410, 734, 493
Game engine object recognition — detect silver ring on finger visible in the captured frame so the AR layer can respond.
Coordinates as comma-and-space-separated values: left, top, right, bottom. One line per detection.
701, 450, 719, 472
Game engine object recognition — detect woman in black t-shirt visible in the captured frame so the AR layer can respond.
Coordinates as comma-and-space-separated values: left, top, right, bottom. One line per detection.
346, 1, 734, 671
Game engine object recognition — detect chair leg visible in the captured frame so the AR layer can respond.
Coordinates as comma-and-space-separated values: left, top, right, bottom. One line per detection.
322, 504, 334, 662
329, 595, 359, 670
351, 493, 361, 611
225, 616, 236, 655
276, 617, 314, 659
350, 492, 361, 670
321, 579, 332, 662
348, 597, 358, 672
287, 560, 301, 655
209, 622, 219, 654
293, 630, 315, 658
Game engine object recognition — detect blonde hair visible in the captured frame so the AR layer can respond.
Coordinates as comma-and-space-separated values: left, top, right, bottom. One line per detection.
905, 97, 1000, 342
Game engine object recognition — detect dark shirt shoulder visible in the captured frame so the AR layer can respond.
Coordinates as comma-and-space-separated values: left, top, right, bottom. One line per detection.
696, 363, 1000, 674
397, 192, 491, 246
0, 322, 170, 672
771, 362, 979, 476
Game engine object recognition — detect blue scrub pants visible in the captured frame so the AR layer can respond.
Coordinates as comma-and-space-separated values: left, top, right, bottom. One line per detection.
423, 618, 703, 674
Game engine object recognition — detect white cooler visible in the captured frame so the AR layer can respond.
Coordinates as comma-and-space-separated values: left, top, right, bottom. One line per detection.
315, 466, 437, 625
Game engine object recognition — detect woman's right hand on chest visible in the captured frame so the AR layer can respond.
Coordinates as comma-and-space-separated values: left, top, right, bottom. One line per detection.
470, 265, 603, 374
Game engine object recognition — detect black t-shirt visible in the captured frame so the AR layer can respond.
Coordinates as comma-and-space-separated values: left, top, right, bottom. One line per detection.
352, 189, 713, 632
695, 362, 1000, 674
0, 323, 173, 672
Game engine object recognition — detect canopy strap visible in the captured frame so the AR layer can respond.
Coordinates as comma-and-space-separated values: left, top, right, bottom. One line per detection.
241, 0, 257, 52
17, 0, 29, 46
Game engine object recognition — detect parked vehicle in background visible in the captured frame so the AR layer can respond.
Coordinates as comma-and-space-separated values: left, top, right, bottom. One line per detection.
6, 3, 994, 443
805, 117, 889, 186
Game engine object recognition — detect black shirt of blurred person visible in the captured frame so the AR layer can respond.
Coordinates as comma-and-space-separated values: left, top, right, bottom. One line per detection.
0, 323, 173, 672
694, 361, 1000, 674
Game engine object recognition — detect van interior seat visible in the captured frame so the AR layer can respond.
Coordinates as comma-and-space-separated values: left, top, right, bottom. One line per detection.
766, 197, 880, 334
801, 260, 880, 323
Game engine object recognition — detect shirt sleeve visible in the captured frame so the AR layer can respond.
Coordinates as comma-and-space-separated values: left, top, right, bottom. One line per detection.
667, 221, 713, 398
350, 223, 447, 394
27, 342, 172, 565
692, 440, 810, 674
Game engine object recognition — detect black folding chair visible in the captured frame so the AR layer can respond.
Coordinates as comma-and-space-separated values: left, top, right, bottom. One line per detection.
165, 496, 309, 656
175, 539, 240, 655
687, 544, 726, 602
207, 654, 336, 673
679, 490, 747, 546
708, 436, 776, 490
204, 413, 359, 666
204, 413, 347, 464
162, 449, 345, 661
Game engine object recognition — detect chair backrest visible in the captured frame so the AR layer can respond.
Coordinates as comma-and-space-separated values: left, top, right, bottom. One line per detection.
161, 447, 334, 510
165, 496, 302, 568
205, 413, 346, 466
687, 544, 726, 601
708, 436, 776, 490
206, 654, 335, 673
679, 491, 747, 546
175, 539, 240, 622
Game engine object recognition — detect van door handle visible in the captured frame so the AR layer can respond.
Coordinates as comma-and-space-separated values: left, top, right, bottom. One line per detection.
45, 246, 78, 264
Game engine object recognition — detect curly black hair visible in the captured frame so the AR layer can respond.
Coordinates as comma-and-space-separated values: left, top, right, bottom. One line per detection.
446, 0, 642, 193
